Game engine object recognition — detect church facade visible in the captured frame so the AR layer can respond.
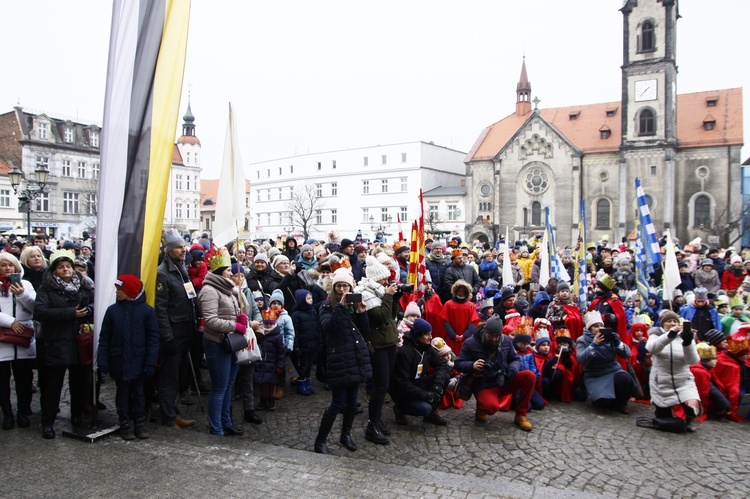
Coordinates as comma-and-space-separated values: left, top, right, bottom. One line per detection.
464, 0, 743, 248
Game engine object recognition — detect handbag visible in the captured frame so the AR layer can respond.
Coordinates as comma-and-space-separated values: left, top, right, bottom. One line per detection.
76, 323, 94, 366
223, 332, 249, 354
0, 295, 34, 349
235, 329, 262, 364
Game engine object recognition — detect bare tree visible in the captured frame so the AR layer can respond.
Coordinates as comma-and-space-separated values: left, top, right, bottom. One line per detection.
286, 183, 324, 242
707, 202, 750, 248
78, 179, 99, 235
425, 207, 446, 237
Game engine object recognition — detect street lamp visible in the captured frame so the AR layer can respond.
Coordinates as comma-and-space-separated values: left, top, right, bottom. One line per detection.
8, 163, 49, 237
369, 214, 392, 233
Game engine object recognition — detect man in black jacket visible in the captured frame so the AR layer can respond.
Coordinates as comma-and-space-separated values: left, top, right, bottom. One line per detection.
155, 230, 197, 429
390, 319, 450, 426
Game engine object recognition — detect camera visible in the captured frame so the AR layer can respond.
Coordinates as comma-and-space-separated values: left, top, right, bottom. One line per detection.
495, 371, 506, 387
389, 282, 414, 293
599, 327, 615, 341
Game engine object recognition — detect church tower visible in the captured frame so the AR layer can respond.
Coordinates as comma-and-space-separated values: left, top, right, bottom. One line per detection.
176, 98, 201, 169
516, 57, 532, 116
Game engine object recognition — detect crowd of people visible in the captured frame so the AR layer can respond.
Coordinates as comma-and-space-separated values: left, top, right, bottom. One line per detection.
1, 228, 748, 448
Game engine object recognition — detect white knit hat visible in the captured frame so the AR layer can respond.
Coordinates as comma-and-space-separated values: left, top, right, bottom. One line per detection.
404, 302, 421, 318
365, 255, 390, 281
585, 311, 604, 330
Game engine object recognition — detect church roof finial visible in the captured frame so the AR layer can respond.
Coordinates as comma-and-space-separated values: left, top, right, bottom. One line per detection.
517, 56, 531, 93
183, 92, 195, 124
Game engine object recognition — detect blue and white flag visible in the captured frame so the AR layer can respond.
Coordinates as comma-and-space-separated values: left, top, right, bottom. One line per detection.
575, 199, 588, 308
546, 207, 570, 283
634, 215, 652, 303
635, 178, 662, 271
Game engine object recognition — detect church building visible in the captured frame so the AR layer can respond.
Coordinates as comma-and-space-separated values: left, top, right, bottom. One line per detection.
464, 0, 743, 248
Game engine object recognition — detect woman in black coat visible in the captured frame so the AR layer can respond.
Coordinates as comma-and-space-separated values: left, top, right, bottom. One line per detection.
313, 268, 371, 454
34, 250, 94, 439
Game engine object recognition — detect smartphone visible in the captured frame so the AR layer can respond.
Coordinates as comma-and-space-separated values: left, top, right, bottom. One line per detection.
9, 273, 21, 285
682, 321, 692, 336
345, 293, 362, 303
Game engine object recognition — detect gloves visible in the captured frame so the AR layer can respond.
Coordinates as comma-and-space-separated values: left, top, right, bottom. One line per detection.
667, 328, 679, 339
143, 366, 155, 379
425, 392, 439, 404
504, 369, 517, 383
234, 321, 247, 334
431, 384, 444, 396
160, 338, 176, 356
236, 313, 248, 327
680, 327, 693, 346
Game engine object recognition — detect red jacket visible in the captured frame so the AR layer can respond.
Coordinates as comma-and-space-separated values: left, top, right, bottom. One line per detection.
712, 352, 744, 421
721, 269, 746, 292
690, 363, 712, 421
188, 261, 207, 291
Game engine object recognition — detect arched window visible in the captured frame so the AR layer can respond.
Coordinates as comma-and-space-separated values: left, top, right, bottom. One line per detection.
639, 109, 655, 136
596, 199, 611, 229
640, 21, 655, 52
531, 202, 542, 226
694, 195, 711, 227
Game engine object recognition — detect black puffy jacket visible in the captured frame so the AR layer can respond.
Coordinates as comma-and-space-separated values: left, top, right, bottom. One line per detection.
290, 289, 321, 352
389, 334, 450, 403
319, 299, 372, 387
455, 324, 521, 395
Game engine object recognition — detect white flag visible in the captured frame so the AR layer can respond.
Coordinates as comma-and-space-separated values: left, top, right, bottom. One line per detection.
662, 229, 682, 302
212, 102, 247, 247
539, 229, 550, 288
502, 227, 514, 288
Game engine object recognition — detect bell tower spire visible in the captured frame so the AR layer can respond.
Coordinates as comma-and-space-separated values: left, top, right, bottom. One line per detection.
516, 56, 532, 116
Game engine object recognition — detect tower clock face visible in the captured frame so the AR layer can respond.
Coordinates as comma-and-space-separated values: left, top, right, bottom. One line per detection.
635, 79, 658, 101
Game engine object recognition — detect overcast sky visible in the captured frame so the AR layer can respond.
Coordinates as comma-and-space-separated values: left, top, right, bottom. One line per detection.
2, 1, 747, 179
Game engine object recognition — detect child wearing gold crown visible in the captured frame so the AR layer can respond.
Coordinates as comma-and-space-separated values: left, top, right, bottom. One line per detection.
253, 309, 285, 410
712, 327, 750, 421
691, 332, 732, 421
430, 337, 463, 410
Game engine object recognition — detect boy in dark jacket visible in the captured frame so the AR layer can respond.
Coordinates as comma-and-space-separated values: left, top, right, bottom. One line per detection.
290, 289, 321, 396
98, 275, 159, 440
512, 333, 545, 410
254, 309, 285, 410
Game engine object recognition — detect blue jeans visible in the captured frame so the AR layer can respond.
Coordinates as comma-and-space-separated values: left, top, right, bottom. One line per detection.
203, 339, 239, 435
393, 399, 437, 417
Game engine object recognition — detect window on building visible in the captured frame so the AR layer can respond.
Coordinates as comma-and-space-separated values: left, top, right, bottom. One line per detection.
400, 177, 407, 192
650, 165, 657, 176
331, 182, 338, 196
77, 161, 86, 178
62, 160, 71, 177
205, 218, 210, 230
63, 192, 79, 214
256, 171, 260, 179
606, 108, 618, 117
317, 162, 321, 171
277, 188, 282, 200
91, 131, 99, 147
332, 160, 337, 169
176, 203, 183, 218
600, 130, 611, 140
186, 176, 191, 191
704, 118, 716, 131
694, 195, 711, 227
35, 192, 49, 212
315, 183, 322, 197
381, 207, 389, 222
595, 199, 611, 229
400, 206, 407, 221
175, 174, 183, 190
381, 179, 388, 193
331, 209, 338, 224
290, 165, 294, 174
706, 99, 718, 107
639, 20, 655, 53
0, 189, 9, 208
401, 153, 407, 163
278, 167, 282, 176
381, 155, 387, 165
266, 190, 271, 201
92, 163, 99, 180
448, 204, 458, 221
316, 210, 322, 224
363, 156, 368, 166
531, 202, 542, 226
639, 109, 655, 136
38, 122, 47, 139
86, 194, 97, 215
64, 127, 74, 143
36, 156, 49, 169
363, 180, 369, 194
266, 169, 270, 177
523, 207, 529, 227
362, 208, 369, 223
429, 205, 438, 220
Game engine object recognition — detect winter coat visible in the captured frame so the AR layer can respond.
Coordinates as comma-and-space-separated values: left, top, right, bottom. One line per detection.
576, 329, 633, 401
645, 327, 700, 408
34, 270, 95, 366
677, 272, 695, 293
679, 304, 721, 336
0, 278, 36, 362
278, 270, 327, 314
155, 255, 196, 343
198, 272, 241, 344
710, 256, 727, 280
613, 268, 636, 291
455, 325, 521, 395
290, 289, 320, 352
514, 346, 540, 378
97, 291, 159, 381
21, 264, 44, 291
357, 279, 398, 350
478, 260, 501, 284
694, 268, 721, 293
245, 267, 277, 297
389, 333, 450, 403
188, 261, 208, 290
319, 299, 372, 387
425, 253, 450, 293
269, 289, 295, 351
442, 263, 481, 301
722, 268, 746, 292
712, 351, 746, 421
253, 325, 285, 385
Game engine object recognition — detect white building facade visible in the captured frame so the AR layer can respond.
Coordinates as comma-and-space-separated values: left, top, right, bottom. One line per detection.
248, 141, 466, 242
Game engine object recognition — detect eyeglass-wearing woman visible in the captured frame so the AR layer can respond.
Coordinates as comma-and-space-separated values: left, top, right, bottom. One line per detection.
0, 253, 36, 430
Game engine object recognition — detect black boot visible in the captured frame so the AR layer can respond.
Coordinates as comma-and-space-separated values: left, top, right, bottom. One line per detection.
314, 411, 337, 454
244, 410, 263, 424
119, 417, 135, 441
2, 406, 14, 430
365, 420, 390, 445
134, 416, 149, 439
339, 407, 358, 452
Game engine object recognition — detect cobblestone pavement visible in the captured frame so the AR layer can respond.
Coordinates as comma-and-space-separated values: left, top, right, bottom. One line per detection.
3, 374, 749, 498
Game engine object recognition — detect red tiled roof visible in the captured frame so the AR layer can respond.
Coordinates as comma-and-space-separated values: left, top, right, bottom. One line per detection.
201, 179, 219, 212
172, 144, 183, 165
467, 88, 743, 162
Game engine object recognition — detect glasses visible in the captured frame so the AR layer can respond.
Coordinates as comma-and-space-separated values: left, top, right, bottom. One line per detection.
334, 283, 350, 289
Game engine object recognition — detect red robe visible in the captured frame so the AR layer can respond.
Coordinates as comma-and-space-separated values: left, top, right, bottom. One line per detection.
713, 352, 744, 421
439, 299, 479, 355
421, 292, 445, 339
533, 350, 552, 395
690, 363, 712, 422
589, 294, 628, 343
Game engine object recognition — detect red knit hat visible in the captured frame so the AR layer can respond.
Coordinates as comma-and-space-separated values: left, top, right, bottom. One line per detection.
115, 274, 142, 299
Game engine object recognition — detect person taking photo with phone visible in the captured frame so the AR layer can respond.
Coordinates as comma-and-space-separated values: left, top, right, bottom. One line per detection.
576, 311, 635, 414
646, 310, 701, 432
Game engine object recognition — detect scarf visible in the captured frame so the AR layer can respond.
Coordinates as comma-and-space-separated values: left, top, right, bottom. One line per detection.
53, 273, 81, 293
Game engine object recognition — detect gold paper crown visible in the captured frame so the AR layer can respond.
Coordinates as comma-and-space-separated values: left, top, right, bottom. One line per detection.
727, 332, 750, 356
208, 248, 231, 272
513, 317, 533, 336
696, 342, 717, 361
261, 309, 279, 323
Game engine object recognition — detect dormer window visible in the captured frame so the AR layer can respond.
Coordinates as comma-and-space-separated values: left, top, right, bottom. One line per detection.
38, 122, 48, 139
64, 127, 74, 143
569, 111, 580, 120
703, 115, 716, 131
706, 96, 718, 107
600, 126, 611, 140
91, 131, 99, 147
606, 107, 618, 117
